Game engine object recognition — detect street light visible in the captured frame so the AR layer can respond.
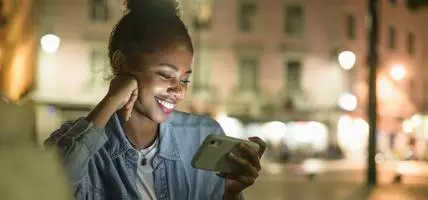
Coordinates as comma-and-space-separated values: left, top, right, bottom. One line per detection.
402, 119, 414, 134
338, 51, 357, 110
390, 64, 406, 81
338, 92, 358, 112
411, 114, 422, 127
40, 34, 60, 54
338, 50, 356, 70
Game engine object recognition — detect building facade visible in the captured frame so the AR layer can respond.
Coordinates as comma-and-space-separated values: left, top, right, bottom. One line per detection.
183, 0, 428, 158
33, 0, 125, 141
27, 0, 428, 159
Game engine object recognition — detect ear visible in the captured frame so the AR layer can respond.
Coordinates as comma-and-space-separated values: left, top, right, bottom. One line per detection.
111, 50, 127, 74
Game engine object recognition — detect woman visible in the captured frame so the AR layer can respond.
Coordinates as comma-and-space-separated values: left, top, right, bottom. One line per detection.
45, 0, 265, 199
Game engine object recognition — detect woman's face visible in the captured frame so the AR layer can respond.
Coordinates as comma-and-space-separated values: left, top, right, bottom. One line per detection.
130, 44, 193, 123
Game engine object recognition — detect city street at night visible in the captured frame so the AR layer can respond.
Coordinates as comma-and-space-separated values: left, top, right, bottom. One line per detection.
244, 160, 428, 200
3, 0, 428, 199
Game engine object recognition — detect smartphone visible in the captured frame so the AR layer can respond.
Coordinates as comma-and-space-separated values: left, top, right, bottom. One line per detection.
191, 134, 260, 173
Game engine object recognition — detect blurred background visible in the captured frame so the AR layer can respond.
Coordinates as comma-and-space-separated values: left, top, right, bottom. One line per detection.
2, 0, 428, 199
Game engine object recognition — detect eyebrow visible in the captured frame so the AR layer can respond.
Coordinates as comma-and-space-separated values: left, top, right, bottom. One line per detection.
159, 63, 192, 74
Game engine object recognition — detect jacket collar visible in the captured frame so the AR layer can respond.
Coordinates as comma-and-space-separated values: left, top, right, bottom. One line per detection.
104, 112, 182, 161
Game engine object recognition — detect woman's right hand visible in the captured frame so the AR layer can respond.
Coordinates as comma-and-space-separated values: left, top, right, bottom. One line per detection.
87, 75, 138, 127
106, 75, 139, 121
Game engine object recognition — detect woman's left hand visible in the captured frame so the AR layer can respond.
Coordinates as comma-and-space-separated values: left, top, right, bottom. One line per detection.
217, 137, 266, 198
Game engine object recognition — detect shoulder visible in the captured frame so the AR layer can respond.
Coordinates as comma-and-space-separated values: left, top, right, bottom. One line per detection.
164, 111, 225, 150
167, 110, 222, 131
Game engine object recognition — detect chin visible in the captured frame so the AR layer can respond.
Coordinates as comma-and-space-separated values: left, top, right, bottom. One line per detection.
151, 112, 171, 123
134, 100, 175, 123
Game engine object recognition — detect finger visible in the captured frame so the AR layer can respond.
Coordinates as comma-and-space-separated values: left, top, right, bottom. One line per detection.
239, 143, 261, 171
125, 108, 132, 121
234, 176, 256, 185
249, 137, 267, 158
118, 73, 138, 93
125, 96, 137, 122
229, 153, 259, 177
125, 89, 138, 110
220, 173, 256, 185
124, 91, 137, 122
129, 76, 138, 90
216, 172, 227, 179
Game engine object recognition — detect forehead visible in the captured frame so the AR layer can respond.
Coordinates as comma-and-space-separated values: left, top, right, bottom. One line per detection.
140, 44, 193, 71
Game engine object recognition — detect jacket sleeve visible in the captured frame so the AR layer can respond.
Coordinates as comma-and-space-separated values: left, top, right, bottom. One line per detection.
44, 117, 108, 198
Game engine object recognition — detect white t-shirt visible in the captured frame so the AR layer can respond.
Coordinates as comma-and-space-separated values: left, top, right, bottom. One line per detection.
136, 139, 159, 200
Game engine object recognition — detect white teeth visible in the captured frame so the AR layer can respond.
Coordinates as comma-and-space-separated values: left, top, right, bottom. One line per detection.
157, 99, 175, 110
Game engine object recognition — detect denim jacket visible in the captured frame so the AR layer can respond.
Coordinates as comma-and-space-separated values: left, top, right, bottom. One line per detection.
45, 111, 241, 200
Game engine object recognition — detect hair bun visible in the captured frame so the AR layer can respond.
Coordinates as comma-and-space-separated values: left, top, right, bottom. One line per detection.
125, 0, 143, 12
125, 0, 180, 16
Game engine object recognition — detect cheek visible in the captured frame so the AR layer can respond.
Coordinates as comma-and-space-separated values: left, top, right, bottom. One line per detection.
182, 86, 189, 95
138, 80, 168, 97
152, 79, 170, 92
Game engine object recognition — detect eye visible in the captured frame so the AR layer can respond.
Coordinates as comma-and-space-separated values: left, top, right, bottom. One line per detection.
157, 72, 172, 80
180, 79, 191, 85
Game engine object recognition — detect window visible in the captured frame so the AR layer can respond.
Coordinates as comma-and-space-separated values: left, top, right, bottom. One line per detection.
345, 13, 356, 40
90, 0, 110, 22
0, 15, 6, 29
388, 25, 396, 50
88, 50, 110, 88
285, 60, 302, 95
409, 77, 418, 102
409, 77, 416, 92
285, 5, 304, 36
238, 2, 257, 32
0, 1, 8, 28
407, 32, 415, 55
193, 47, 211, 90
193, 2, 212, 29
239, 57, 259, 92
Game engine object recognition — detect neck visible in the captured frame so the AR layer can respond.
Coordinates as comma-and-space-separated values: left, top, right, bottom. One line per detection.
119, 109, 159, 149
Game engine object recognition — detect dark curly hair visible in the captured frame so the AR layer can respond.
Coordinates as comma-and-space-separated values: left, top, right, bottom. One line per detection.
108, 0, 193, 75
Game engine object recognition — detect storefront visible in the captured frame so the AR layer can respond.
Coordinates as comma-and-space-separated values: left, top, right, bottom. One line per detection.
404, 114, 428, 160
281, 121, 329, 155
216, 113, 330, 160
373, 114, 428, 161
336, 114, 368, 160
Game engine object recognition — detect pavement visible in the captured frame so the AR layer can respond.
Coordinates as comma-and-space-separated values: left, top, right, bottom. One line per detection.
244, 181, 428, 200
242, 159, 428, 200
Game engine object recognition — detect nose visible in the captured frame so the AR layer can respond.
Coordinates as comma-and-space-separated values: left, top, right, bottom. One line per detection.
167, 79, 184, 100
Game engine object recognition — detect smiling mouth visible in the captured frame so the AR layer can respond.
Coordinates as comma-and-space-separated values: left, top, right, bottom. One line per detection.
155, 98, 176, 114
